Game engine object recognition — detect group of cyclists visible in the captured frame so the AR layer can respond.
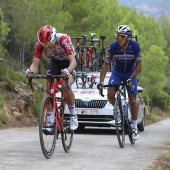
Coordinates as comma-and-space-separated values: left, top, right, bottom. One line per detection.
25, 24, 142, 140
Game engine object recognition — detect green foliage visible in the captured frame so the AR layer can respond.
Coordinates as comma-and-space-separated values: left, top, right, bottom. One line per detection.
161, 152, 170, 160
0, 60, 8, 81
0, 110, 9, 125
0, 8, 10, 53
7, 69, 27, 84
139, 45, 169, 110
32, 89, 44, 117
146, 113, 160, 125
152, 92, 170, 111
163, 82, 170, 95
0, 92, 5, 107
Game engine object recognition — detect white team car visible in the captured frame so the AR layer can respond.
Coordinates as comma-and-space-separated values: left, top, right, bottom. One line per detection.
57, 72, 145, 132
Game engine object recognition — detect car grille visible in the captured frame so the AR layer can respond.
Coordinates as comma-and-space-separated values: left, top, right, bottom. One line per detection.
75, 99, 107, 108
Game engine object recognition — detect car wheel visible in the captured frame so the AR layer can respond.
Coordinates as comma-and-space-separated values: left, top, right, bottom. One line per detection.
138, 117, 145, 132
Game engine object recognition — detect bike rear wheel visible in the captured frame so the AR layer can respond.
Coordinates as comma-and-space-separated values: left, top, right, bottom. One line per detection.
61, 102, 74, 153
39, 94, 58, 159
115, 98, 125, 148
128, 125, 135, 145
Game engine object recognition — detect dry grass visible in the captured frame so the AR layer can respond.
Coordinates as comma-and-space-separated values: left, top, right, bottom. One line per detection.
149, 142, 170, 170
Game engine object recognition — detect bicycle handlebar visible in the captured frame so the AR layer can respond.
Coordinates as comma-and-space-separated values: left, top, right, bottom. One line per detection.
99, 83, 134, 97
27, 74, 70, 91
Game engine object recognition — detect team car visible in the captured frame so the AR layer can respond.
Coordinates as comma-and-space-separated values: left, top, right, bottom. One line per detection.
57, 72, 145, 131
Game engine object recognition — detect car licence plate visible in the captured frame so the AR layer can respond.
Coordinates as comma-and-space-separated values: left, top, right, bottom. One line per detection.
76, 109, 98, 115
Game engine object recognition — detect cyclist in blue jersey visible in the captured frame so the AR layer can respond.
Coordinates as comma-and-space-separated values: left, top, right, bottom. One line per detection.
97, 25, 142, 140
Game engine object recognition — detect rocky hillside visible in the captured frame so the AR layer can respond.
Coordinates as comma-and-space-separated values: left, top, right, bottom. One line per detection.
1, 81, 38, 130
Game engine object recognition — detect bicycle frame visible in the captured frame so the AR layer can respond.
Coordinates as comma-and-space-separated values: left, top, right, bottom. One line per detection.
100, 82, 135, 148
28, 75, 68, 131
51, 80, 65, 131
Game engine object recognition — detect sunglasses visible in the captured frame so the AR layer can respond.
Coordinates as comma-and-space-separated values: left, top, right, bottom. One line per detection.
42, 42, 55, 48
115, 34, 127, 39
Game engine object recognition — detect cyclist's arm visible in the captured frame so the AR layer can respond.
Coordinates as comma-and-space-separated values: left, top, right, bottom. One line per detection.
129, 42, 142, 79
129, 59, 141, 79
67, 52, 77, 72
29, 41, 43, 73
100, 61, 109, 82
30, 57, 40, 73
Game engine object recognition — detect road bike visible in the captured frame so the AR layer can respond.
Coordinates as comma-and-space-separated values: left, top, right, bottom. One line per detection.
100, 82, 135, 148
86, 33, 99, 71
71, 35, 87, 71
27, 74, 73, 158
75, 72, 97, 89
97, 35, 106, 71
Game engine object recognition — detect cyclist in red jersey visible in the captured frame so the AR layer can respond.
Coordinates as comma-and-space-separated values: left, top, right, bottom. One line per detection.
25, 25, 78, 131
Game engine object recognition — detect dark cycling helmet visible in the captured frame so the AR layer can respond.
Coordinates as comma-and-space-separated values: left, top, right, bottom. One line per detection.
37, 25, 57, 45
116, 25, 132, 36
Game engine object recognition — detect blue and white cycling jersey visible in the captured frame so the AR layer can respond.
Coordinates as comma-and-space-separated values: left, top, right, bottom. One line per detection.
104, 40, 142, 73
104, 40, 142, 94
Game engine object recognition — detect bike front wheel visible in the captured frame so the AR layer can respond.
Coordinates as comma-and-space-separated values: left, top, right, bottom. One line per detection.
61, 102, 74, 153
39, 94, 58, 159
115, 98, 125, 148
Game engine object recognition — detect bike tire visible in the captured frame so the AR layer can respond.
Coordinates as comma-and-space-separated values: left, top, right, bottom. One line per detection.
39, 94, 58, 159
115, 98, 125, 148
61, 101, 74, 153
128, 126, 135, 145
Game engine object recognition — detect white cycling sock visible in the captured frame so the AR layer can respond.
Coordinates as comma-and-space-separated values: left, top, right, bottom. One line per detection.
47, 111, 53, 123
132, 119, 137, 129
70, 104, 76, 116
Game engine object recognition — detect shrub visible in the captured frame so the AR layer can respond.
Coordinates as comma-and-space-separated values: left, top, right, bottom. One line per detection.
0, 110, 9, 125
0, 92, 5, 107
152, 92, 170, 111
32, 90, 45, 117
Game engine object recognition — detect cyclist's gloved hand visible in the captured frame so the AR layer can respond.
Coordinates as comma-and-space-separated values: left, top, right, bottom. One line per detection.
126, 78, 132, 86
97, 81, 104, 90
61, 68, 70, 77
25, 69, 33, 77
127, 78, 135, 92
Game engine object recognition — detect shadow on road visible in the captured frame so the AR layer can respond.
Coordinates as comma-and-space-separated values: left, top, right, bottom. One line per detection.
75, 127, 117, 135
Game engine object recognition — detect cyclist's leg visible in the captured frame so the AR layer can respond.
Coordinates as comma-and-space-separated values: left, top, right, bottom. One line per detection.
45, 58, 61, 130
59, 61, 78, 130
107, 71, 122, 105
126, 77, 139, 140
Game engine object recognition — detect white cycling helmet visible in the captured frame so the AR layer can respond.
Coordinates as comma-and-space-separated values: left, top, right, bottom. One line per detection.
116, 25, 132, 36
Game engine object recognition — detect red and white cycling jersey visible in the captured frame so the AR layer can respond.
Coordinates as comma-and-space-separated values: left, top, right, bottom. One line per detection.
33, 33, 75, 61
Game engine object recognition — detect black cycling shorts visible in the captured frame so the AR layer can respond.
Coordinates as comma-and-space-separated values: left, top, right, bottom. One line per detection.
46, 57, 76, 81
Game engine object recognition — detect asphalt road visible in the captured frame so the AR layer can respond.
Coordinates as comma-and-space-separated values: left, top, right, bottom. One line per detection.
0, 119, 170, 170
